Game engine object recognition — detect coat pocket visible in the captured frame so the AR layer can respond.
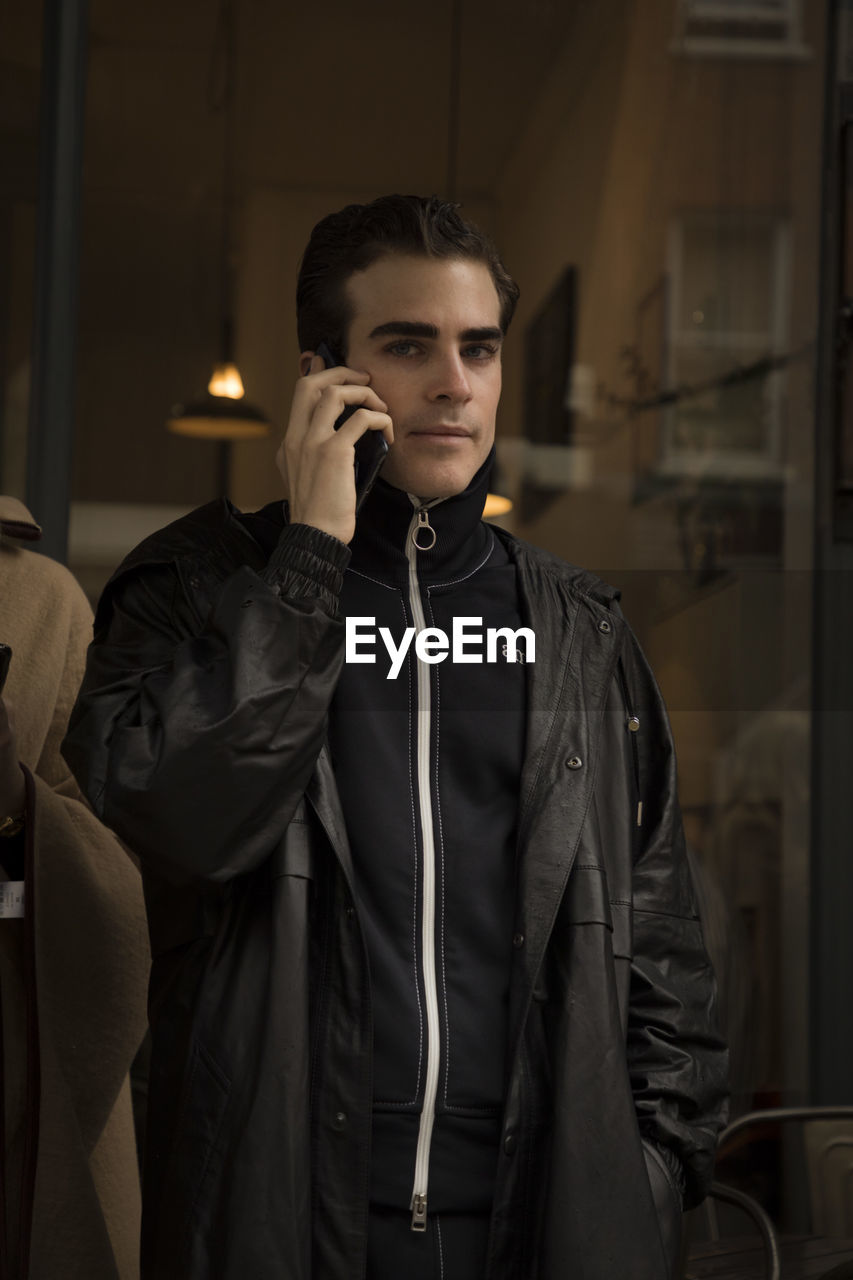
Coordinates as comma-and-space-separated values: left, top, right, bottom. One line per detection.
534, 866, 628, 1005
270, 815, 314, 882
533, 865, 634, 1024
563, 864, 633, 958
563, 864, 613, 927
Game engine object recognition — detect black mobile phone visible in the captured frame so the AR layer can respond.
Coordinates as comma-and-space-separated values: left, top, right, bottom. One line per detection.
315, 341, 388, 512
0, 644, 11, 695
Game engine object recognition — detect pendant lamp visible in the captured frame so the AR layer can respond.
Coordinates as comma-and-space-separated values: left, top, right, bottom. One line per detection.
166, 0, 270, 486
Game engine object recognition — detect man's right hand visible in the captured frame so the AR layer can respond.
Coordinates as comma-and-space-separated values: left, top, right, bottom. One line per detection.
276, 355, 393, 546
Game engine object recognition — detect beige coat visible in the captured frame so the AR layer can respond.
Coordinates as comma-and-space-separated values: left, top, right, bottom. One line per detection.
0, 498, 149, 1279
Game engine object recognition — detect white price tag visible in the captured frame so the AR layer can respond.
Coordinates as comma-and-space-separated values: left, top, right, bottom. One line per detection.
0, 881, 25, 919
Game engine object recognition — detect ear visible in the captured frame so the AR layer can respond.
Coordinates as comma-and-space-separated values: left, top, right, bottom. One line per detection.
298, 350, 317, 377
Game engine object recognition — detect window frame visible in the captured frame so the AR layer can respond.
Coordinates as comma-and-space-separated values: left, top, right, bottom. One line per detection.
658, 210, 791, 481
671, 0, 810, 60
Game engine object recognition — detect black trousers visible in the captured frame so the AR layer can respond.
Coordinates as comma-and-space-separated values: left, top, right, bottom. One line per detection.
366, 1207, 491, 1280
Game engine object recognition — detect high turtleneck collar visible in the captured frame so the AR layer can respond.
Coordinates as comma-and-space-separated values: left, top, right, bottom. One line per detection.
348, 447, 496, 584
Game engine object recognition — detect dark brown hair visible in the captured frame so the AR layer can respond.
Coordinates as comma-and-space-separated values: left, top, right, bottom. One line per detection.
296, 194, 520, 356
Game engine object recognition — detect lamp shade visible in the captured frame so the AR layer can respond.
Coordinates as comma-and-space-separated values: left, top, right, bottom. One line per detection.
167, 357, 272, 440
167, 392, 271, 440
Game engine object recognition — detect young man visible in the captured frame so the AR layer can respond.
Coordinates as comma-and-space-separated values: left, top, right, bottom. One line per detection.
64, 195, 728, 1280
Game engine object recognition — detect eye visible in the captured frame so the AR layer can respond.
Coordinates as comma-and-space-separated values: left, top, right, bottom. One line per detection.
385, 340, 422, 357
463, 343, 499, 360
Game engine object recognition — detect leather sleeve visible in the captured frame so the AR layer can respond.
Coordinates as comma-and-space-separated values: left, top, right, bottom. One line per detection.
615, 611, 730, 1210
63, 522, 350, 887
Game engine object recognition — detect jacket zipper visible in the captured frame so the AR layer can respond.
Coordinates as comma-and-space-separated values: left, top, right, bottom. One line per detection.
405, 498, 441, 1231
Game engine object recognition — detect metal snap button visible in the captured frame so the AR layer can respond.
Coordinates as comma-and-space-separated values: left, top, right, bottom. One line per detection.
504, 1133, 517, 1156
566, 756, 583, 770
332, 1111, 348, 1130
598, 618, 611, 634
627, 716, 640, 732
512, 932, 525, 949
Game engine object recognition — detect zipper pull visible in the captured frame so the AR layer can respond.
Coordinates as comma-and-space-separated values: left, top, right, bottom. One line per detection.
411, 1193, 428, 1232
411, 509, 437, 552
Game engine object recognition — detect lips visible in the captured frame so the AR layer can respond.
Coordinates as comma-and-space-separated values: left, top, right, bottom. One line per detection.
409, 425, 471, 438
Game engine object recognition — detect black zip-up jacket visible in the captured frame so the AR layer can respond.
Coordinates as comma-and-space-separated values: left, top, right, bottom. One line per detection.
331, 466, 527, 1215
63, 494, 729, 1280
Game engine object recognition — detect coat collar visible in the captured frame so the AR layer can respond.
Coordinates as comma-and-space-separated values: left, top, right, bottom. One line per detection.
346, 448, 495, 585
0, 495, 41, 541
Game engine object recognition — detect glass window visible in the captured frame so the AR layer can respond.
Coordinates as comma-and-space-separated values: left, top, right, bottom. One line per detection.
662, 212, 789, 473
494, 0, 827, 1230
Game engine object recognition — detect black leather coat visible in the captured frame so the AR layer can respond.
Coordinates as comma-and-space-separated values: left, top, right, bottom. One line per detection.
63, 500, 728, 1280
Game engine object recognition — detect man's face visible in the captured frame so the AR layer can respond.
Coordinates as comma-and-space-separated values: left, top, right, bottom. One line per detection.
342, 254, 503, 500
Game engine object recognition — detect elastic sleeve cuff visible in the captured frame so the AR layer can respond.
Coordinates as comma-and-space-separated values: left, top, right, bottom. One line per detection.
261, 522, 351, 616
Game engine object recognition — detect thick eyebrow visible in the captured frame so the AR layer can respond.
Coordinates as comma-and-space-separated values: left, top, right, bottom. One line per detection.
368, 321, 437, 340
460, 326, 503, 343
367, 320, 503, 343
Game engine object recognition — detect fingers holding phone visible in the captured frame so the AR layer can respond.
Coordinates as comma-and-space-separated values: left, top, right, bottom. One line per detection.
276, 353, 393, 545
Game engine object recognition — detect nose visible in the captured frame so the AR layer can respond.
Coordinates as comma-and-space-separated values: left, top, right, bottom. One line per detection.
428, 350, 472, 403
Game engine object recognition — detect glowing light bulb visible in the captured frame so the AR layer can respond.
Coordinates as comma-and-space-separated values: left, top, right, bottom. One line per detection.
208, 362, 245, 399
